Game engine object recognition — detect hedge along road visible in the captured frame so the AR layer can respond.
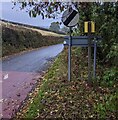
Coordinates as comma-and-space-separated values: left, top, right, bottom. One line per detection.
0, 44, 64, 119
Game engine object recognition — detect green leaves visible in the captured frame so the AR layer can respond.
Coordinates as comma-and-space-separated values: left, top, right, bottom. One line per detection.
29, 10, 37, 17
92, 3, 118, 66
14, 47, 117, 119
106, 43, 118, 65
29, 10, 45, 19
49, 22, 60, 32
48, 6, 52, 14
102, 67, 118, 87
14, 2, 71, 19
41, 13, 44, 19
21, 2, 27, 8
94, 94, 117, 118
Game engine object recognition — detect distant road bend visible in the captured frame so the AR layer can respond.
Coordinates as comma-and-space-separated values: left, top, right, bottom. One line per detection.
1, 44, 64, 118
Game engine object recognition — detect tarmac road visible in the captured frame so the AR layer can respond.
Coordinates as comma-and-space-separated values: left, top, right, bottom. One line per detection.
0, 44, 64, 119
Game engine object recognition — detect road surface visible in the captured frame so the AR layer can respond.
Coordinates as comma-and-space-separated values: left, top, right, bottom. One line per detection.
0, 44, 64, 119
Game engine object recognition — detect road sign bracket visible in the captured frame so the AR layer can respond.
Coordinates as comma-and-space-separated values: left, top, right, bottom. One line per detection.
64, 35, 101, 81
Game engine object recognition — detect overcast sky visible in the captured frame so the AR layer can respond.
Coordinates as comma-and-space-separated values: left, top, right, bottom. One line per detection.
0, 2, 62, 28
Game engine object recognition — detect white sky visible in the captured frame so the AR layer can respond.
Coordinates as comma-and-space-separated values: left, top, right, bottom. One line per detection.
0, 2, 62, 28
0, 0, 117, 2
0, 1, 117, 28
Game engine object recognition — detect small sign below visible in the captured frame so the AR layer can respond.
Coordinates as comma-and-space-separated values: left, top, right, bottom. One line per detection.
64, 36, 101, 46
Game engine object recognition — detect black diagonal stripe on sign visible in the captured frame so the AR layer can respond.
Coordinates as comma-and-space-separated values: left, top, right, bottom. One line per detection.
64, 10, 78, 26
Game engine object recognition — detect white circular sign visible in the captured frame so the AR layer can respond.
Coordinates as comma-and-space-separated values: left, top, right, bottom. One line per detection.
62, 9, 79, 27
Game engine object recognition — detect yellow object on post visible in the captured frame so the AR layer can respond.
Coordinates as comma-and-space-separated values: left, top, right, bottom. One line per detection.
84, 22, 88, 33
84, 21, 95, 33
91, 21, 95, 33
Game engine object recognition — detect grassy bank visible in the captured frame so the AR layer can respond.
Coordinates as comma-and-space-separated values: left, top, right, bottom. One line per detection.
15, 47, 117, 119
1, 21, 63, 57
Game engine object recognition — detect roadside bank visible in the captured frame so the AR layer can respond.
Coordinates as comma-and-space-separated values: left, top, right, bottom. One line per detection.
15, 47, 117, 119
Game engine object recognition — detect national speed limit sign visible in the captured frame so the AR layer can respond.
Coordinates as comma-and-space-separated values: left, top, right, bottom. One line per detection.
62, 8, 79, 27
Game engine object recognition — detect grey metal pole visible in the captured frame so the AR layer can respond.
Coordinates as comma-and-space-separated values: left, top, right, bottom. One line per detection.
93, 41, 97, 78
88, 21, 92, 84
68, 27, 72, 81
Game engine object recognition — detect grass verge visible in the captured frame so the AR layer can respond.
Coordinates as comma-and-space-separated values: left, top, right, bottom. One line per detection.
15, 47, 117, 119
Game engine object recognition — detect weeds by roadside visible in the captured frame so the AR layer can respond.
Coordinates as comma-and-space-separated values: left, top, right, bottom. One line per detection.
15, 47, 117, 119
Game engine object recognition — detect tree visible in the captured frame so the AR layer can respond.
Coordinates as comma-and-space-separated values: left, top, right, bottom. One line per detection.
14, 1, 118, 65
13, 1, 75, 19
91, 2, 118, 66
49, 22, 60, 32
72, 2, 118, 66
61, 26, 69, 34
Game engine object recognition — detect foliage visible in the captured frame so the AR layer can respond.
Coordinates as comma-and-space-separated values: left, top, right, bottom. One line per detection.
61, 26, 69, 34
13, 1, 73, 19
94, 93, 117, 118
15, 48, 117, 119
66, 2, 118, 67
2, 21, 63, 57
13, 1, 117, 119
101, 67, 118, 87
106, 43, 118, 66
49, 22, 60, 32
91, 2, 118, 66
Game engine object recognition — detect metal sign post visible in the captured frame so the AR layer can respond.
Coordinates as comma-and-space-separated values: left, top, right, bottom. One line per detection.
84, 21, 96, 81
88, 21, 92, 84
93, 41, 97, 78
62, 8, 79, 81
64, 36, 101, 80
68, 27, 72, 81
62, 10, 100, 82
